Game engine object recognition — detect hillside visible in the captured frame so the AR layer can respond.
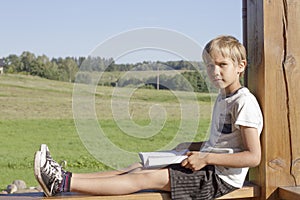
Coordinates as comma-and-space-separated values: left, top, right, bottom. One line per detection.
0, 74, 74, 119
0, 74, 213, 190
0, 74, 213, 120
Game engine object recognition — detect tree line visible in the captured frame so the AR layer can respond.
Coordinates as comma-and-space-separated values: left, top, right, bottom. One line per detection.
2, 51, 213, 92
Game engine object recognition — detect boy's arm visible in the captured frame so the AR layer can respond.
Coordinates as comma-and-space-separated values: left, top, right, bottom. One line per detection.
181, 126, 261, 171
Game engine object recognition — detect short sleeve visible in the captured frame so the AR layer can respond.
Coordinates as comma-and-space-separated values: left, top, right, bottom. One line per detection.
234, 94, 263, 135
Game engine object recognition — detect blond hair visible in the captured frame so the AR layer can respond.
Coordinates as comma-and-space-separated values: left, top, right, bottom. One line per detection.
202, 35, 246, 65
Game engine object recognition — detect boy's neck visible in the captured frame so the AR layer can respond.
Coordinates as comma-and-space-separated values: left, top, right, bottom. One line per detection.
220, 83, 243, 97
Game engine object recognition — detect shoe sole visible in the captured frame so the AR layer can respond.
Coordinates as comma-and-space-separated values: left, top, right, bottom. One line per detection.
34, 151, 51, 197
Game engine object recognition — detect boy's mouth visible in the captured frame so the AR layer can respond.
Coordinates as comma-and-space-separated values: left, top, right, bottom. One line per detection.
213, 78, 223, 82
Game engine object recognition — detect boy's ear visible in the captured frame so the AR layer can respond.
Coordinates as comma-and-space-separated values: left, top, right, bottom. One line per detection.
238, 59, 247, 73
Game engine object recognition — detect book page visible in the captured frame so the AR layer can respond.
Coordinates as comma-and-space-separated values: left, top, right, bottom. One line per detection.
139, 149, 188, 168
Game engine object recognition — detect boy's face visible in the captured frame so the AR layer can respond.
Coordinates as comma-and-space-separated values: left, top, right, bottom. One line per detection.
205, 51, 246, 95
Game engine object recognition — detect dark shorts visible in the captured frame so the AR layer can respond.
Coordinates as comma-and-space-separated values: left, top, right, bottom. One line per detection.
169, 164, 237, 200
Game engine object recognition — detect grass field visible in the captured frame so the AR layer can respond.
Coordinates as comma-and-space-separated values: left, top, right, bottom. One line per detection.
0, 74, 215, 190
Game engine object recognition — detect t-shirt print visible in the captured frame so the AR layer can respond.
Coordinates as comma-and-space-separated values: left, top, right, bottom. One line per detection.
218, 113, 232, 134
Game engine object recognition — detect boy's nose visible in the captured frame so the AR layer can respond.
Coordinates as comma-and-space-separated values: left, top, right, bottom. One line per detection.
212, 65, 220, 75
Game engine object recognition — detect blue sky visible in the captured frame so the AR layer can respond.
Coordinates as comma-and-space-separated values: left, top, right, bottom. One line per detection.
0, 0, 242, 63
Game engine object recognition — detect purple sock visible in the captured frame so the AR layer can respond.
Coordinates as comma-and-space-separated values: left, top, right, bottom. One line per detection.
59, 171, 72, 192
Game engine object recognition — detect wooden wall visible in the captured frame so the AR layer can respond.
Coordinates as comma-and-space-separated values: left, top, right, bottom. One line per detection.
245, 0, 300, 199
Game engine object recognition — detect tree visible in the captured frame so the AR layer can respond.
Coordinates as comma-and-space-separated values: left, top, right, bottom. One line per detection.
181, 71, 209, 92
30, 55, 49, 77
20, 51, 36, 73
6, 54, 23, 73
57, 57, 78, 82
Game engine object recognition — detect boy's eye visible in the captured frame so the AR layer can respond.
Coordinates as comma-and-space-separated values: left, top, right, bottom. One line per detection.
219, 63, 227, 67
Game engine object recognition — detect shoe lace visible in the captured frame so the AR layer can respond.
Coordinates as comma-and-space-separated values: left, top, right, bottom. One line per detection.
42, 159, 64, 194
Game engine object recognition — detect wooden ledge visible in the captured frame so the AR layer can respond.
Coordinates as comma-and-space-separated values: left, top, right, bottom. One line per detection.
0, 182, 259, 200
216, 182, 260, 199
51, 192, 170, 200
278, 186, 300, 200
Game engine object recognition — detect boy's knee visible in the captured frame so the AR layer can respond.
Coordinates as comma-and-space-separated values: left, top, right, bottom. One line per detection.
139, 169, 170, 190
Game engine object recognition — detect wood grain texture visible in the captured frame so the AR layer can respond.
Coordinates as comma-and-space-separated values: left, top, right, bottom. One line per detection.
0, 184, 259, 200
246, 0, 300, 199
278, 186, 300, 200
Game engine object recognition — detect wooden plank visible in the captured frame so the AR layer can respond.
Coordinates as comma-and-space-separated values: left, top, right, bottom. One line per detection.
49, 192, 170, 200
283, 0, 300, 186
278, 186, 300, 200
216, 183, 260, 200
0, 192, 170, 200
0, 184, 259, 200
246, 0, 300, 199
245, 2, 265, 198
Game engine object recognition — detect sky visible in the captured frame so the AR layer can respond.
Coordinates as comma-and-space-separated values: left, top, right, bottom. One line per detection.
0, 0, 243, 64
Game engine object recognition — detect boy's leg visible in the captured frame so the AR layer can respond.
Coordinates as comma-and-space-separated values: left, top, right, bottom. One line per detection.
40, 144, 143, 179
35, 144, 170, 196
70, 168, 170, 195
73, 162, 143, 178
40, 144, 142, 178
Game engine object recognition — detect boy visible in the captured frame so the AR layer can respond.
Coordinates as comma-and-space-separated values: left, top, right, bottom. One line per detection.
34, 35, 263, 199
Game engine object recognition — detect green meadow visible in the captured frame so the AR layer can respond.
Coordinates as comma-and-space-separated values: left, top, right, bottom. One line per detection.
0, 74, 215, 190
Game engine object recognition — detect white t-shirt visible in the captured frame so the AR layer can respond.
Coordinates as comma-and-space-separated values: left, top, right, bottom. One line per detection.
202, 87, 263, 188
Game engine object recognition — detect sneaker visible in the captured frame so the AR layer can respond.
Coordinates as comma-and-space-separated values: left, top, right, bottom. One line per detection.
40, 144, 52, 160
40, 144, 67, 168
34, 150, 64, 196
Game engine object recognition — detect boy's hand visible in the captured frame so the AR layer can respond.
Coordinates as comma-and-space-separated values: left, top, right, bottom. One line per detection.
181, 151, 208, 171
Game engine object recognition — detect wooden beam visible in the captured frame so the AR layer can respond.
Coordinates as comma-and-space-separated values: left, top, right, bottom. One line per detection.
283, 0, 300, 187
246, 0, 300, 199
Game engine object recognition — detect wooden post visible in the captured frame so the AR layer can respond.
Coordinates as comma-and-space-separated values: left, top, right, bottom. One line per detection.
245, 0, 300, 199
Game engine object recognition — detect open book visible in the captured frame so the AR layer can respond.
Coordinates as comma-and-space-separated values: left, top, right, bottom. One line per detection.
138, 149, 188, 168
138, 147, 233, 168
